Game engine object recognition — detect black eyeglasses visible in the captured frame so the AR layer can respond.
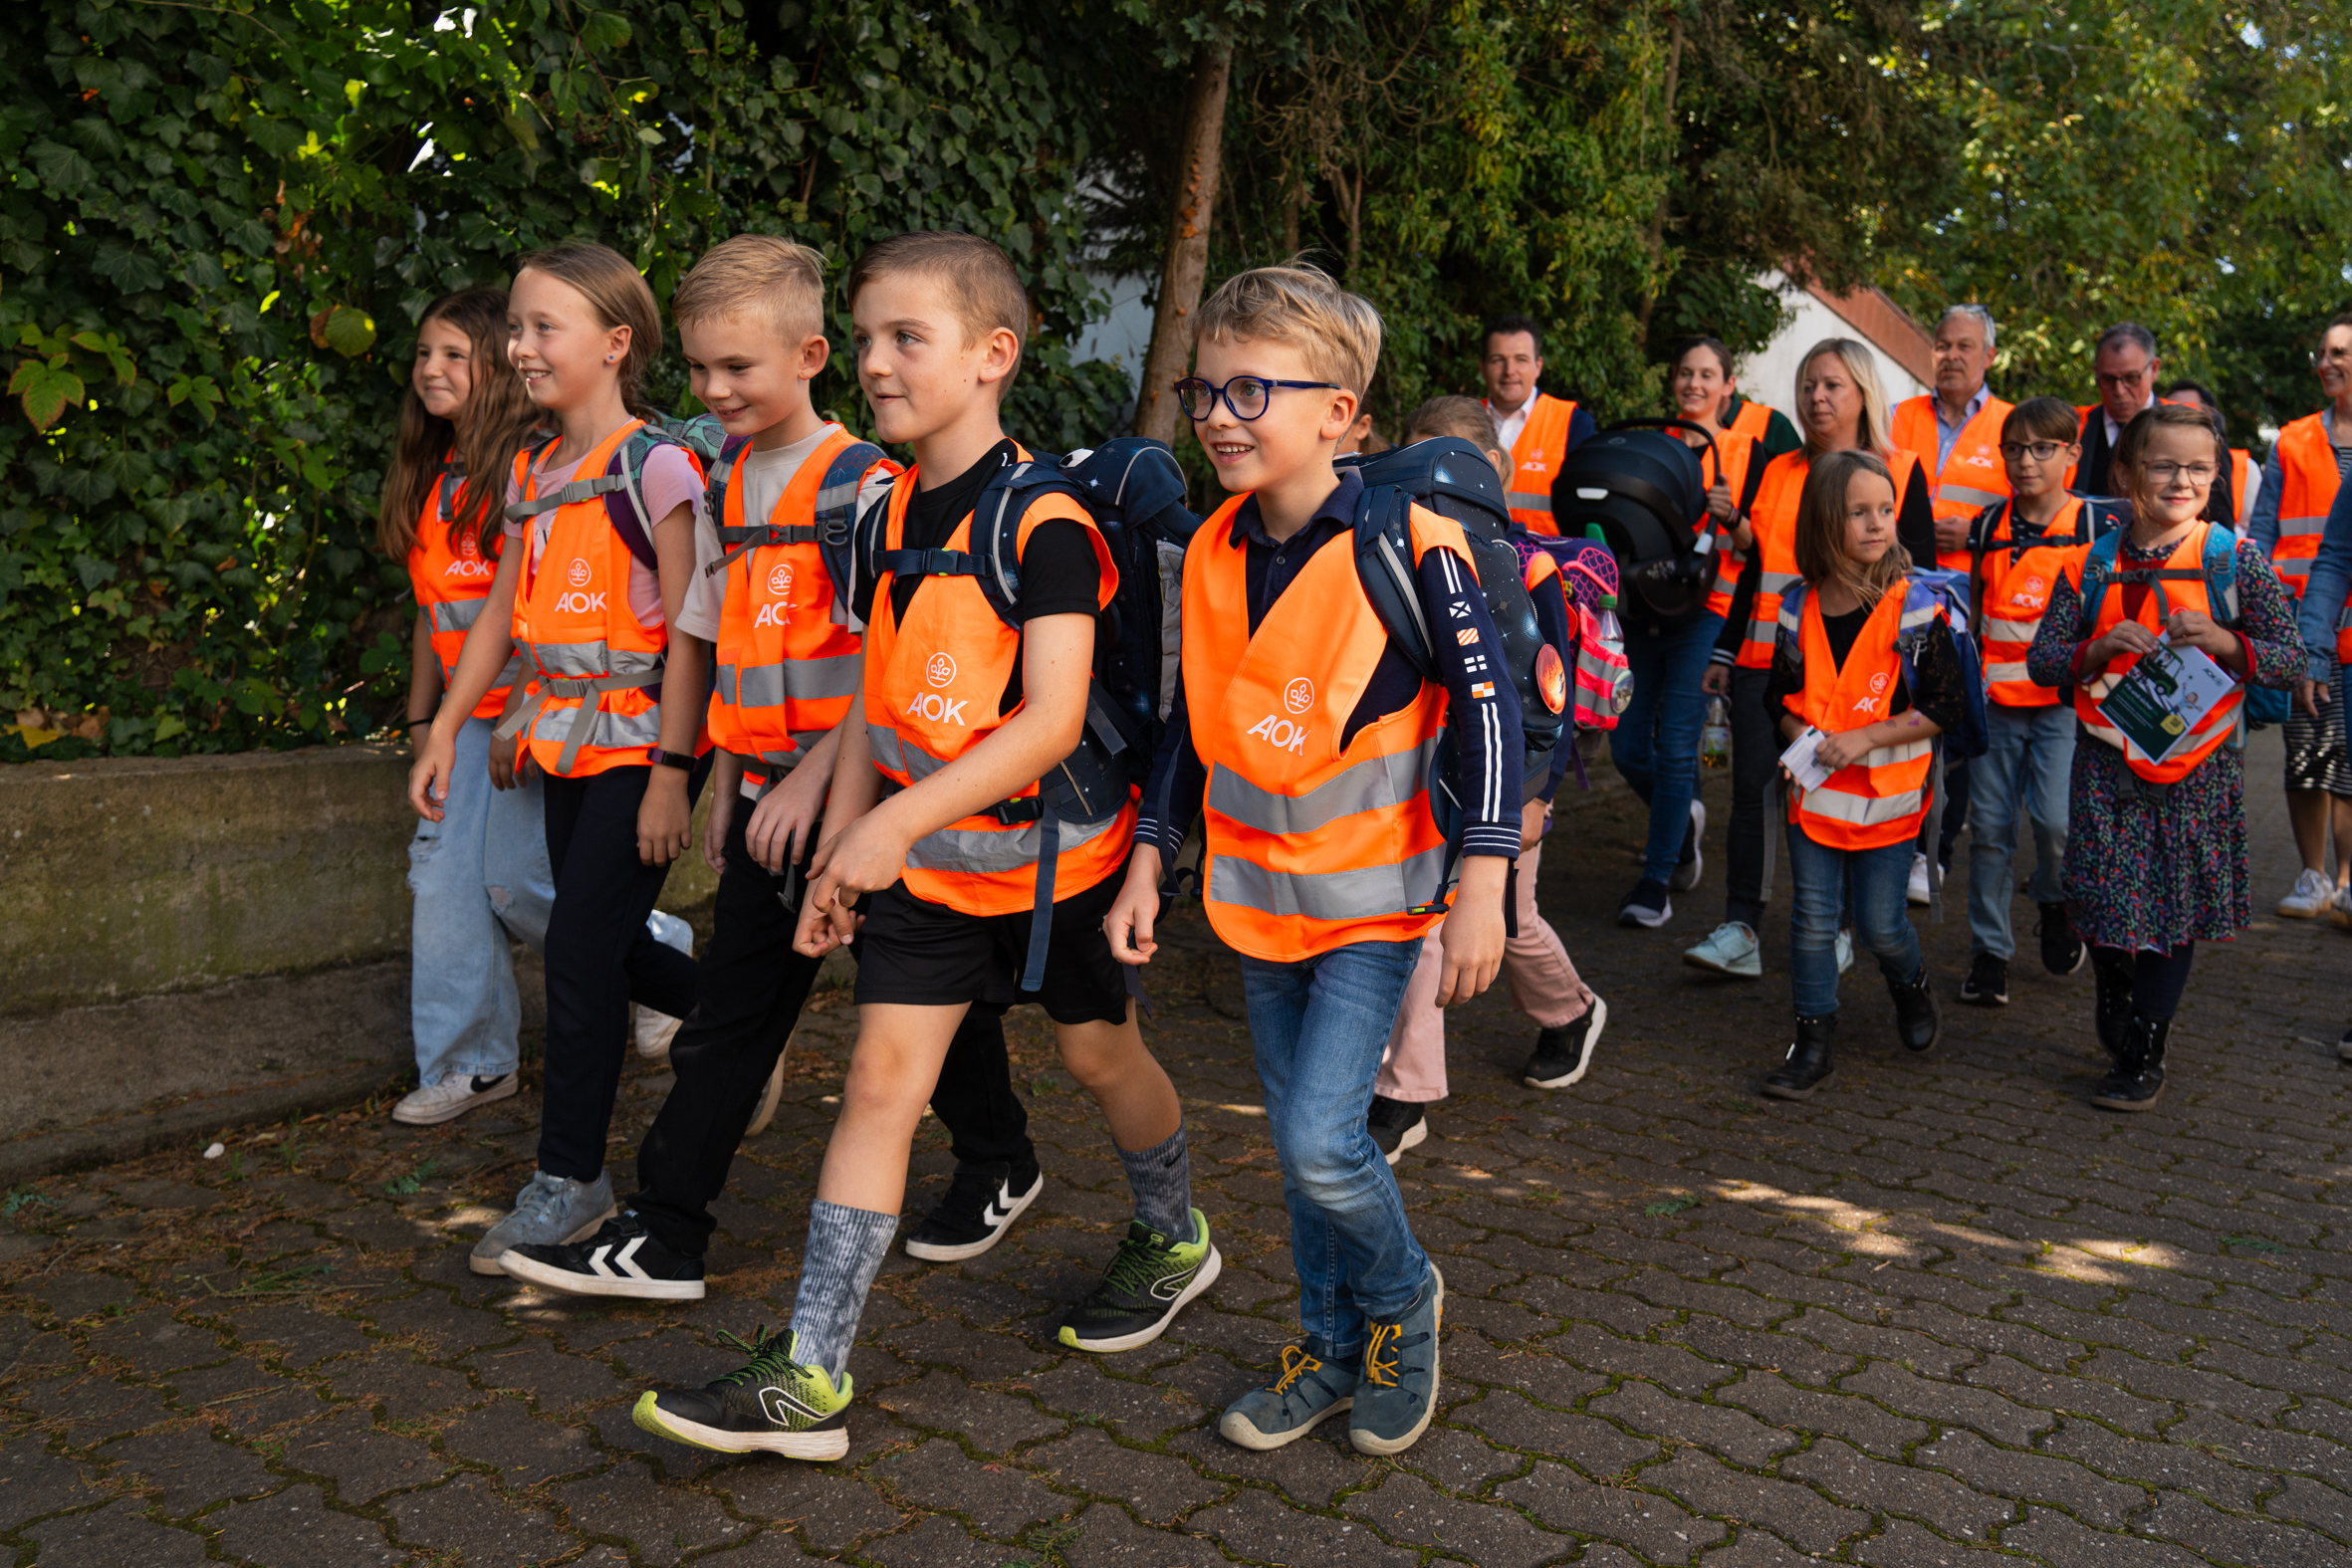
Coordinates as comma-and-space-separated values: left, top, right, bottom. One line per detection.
1174, 375, 1343, 421
1998, 440, 2070, 462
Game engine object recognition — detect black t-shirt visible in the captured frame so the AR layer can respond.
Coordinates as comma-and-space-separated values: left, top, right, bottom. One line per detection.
1765, 592, 1969, 732
851, 439, 1101, 712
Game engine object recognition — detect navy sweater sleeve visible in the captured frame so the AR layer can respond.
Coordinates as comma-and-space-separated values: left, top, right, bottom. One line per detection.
1421, 543, 1526, 857
1134, 683, 1206, 859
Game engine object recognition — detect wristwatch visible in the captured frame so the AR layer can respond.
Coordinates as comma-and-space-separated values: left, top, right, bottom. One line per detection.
648, 749, 696, 771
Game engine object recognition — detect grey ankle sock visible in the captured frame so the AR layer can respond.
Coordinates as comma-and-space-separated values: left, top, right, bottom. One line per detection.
787, 1200, 899, 1382
1117, 1124, 1195, 1244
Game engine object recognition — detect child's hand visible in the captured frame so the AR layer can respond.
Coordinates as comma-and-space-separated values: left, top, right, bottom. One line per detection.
2090, 620, 2162, 665
746, 757, 829, 873
1520, 797, 1549, 852
2165, 607, 2233, 659
702, 785, 735, 877
793, 811, 908, 956
1701, 664, 1732, 697
1933, 512, 1971, 556
1104, 847, 1163, 965
637, 768, 694, 866
1436, 859, 1508, 1006
407, 731, 457, 821
1814, 730, 1869, 771
487, 730, 523, 791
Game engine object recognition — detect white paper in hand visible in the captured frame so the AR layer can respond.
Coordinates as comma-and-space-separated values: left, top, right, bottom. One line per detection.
1779, 727, 1836, 793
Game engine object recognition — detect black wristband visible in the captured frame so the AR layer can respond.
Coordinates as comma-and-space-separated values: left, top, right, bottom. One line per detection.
649, 748, 696, 771
407, 717, 434, 728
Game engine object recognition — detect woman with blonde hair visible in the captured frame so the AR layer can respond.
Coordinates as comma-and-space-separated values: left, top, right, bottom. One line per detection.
1685, 340, 1935, 973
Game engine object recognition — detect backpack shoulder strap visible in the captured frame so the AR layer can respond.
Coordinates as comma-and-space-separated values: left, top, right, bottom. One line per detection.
1352, 485, 1438, 682
816, 441, 888, 601
848, 478, 898, 621
875, 459, 1078, 633
2078, 527, 2127, 627
2202, 520, 2242, 624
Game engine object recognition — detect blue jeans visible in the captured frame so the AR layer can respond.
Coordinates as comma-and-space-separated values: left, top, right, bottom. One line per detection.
1967, 706, 2074, 958
1611, 613, 1723, 884
1239, 939, 1433, 1363
406, 716, 556, 1086
1787, 825, 1922, 1017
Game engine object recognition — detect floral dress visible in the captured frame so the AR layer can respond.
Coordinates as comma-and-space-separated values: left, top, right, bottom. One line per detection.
2024, 535, 2304, 950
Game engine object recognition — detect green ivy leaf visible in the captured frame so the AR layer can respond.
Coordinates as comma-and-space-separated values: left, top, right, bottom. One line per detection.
9, 359, 84, 431
321, 307, 376, 358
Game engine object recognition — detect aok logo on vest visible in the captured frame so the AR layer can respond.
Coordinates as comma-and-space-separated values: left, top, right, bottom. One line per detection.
1283, 677, 1314, 715
768, 562, 794, 597
1247, 714, 1310, 754
566, 558, 592, 589
904, 691, 969, 727
553, 590, 608, 615
443, 557, 494, 580
927, 652, 957, 689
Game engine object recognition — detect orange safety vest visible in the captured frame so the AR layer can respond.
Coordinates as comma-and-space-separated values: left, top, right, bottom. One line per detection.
501, 421, 692, 779
1891, 393, 2012, 569
1725, 396, 1777, 445
1739, 446, 1926, 669
1492, 392, 1578, 536
1701, 428, 1761, 621
1187, 493, 1467, 962
1975, 497, 2092, 709
1782, 579, 1939, 850
2228, 448, 2253, 528
860, 454, 1127, 917
2267, 413, 2343, 600
406, 461, 520, 722
707, 431, 892, 795
2073, 522, 2245, 784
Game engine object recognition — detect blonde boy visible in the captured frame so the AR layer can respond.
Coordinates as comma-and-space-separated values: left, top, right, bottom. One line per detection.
1105, 266, 1522, 1456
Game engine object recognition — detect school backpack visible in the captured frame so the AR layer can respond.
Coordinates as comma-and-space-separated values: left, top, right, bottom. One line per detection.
1528, 539, 1633, 734
508, 414, 733, 568
1551, 419, 1718, 628
1335, 438, 1567, 811
2075, 520, 2289, 729
850, 438, 1202, 989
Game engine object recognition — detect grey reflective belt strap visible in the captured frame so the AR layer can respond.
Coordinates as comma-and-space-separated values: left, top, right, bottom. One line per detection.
1507, 491, 1554, 515
495, 676, 529, 728
1206, 842, 1448, 921
718, 654, 863, 707
495, 668, 663, 775
730, 748, 803, 801
502, 472, 626, 523
1021, 805, 1059, 994
431, 597, 487, 633
707, 522, 823, 577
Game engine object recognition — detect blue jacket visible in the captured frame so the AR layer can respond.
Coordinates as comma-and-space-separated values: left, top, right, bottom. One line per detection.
2295, 473, 2352, 680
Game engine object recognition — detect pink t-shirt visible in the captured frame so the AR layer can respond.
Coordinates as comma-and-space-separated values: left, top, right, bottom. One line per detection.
504, 441, 706, 629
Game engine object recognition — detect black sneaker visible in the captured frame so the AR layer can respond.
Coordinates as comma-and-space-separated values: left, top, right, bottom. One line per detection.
2035, 902, 2086, 976
1056, 1209, 1221, 1353
1367, 1096, 1429, 1166
1522, 997, 1609, 1088
633, 1325, 850, 1460
1959, 952, 2008, 1007
500, 1211, 706, 1301
1618, 878, 1672, 929
903, 1161, 1044, 1262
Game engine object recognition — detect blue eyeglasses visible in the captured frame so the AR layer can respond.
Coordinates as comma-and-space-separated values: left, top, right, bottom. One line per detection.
1174, 375, 1344, 421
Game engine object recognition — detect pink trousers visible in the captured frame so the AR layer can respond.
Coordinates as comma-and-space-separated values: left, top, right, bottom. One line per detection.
1376, 839, 1592, 1103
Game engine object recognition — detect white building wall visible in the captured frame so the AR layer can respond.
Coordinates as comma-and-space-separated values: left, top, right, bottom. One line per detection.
1741, 269, 1928, 425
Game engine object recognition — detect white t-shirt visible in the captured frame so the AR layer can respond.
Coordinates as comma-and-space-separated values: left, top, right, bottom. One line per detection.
504, 439, 706, 631
1492, 387, 1541, 455
676, 423, 894, 641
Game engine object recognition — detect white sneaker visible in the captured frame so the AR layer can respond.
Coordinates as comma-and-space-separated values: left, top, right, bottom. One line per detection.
2333, 886, 2352, 932
2278, 868, 2334, 919
392, 1072, 520, 1127
1835, 929, 1855, 976
471, 1171, 616, 1275
1671, 799, 1707, 892
1907, 852, 1932, 907
1683, 921, 1762, 979
634, 911, 696, 1059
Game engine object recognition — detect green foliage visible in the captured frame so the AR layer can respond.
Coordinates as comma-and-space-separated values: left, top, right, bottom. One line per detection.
3, 0, 1128, 754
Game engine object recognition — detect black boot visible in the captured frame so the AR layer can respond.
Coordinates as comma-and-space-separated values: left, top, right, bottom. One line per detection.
2090, 1014, 2170, 1111
2090, 947, 2135, 1059
1763, 1014, 1836, 1100
1887, 965, 1941, 1053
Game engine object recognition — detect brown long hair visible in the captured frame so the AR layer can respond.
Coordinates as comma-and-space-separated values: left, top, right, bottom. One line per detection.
1794, 449, 1910, 609
376, 288, 537, 560
514, 240, 663, 419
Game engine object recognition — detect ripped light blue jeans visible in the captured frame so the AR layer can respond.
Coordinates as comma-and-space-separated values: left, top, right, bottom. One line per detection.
406, 715, 555, 1086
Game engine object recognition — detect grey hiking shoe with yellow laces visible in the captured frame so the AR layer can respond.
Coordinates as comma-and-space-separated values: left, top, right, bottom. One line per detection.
1348, 1264, 1444, 1456
1217, 1345, 1358, 1451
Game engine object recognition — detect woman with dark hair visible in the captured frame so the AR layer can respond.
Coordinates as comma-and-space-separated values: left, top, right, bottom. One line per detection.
2027, 402, 2304, 1109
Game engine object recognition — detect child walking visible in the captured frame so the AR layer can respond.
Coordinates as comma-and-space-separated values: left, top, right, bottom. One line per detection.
2025, 402, 2304, 1109
408, 242, 710, 1270
1109, 265, 1524, 1457
1760, 451, 1965, 1100
381, 287, 549, 1127
629, 232, 1212, 1461
1364, 396, 1606, 1163
499, 236, 1046, 1299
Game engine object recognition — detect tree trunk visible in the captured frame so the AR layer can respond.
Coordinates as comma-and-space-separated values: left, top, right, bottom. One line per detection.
1134, 44, 1234, 443
1634, 12, 1685, 338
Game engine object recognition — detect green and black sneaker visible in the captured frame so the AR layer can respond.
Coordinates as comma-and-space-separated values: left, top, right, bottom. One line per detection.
631, 1325, 851, 1461
1057, 1207, 1222, 1353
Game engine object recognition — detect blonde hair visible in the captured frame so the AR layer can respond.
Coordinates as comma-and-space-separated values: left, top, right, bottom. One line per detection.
1793, 449, 1910, 607
845, 231, 1030, 390
514, 241, 662, 418
1195, 261, 1382, 399
1796, 337, 1895, 461
1404, 394, 1501, 453
674, 234, 827, 347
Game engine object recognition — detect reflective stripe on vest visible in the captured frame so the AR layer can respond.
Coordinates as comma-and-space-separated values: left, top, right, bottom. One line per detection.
2072, 522, 2245, 782
500, 421, 684, 779
1494, 393, 1577, 536
1702, 430, 1759, 620
1892, 394, 2012, 569
1187, 493, 1463, 962
1977, 502, 2088, 709
860, 452, 1128, 917
704, 429, 881, 789
1786, 580, 1937, 849
2336, 597, 2352, 665
406, 465, 516, 722
2269, 413, 2343, 599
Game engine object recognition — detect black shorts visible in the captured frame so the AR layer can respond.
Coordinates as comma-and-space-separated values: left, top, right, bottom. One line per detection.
853, 863, 1135, 1025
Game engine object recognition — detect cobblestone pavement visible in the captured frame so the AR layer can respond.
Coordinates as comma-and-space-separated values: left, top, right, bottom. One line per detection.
5, 751, 2350, 1567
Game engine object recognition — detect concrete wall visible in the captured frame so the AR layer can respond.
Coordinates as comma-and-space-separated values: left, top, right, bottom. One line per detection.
0, 746, 718, 1017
